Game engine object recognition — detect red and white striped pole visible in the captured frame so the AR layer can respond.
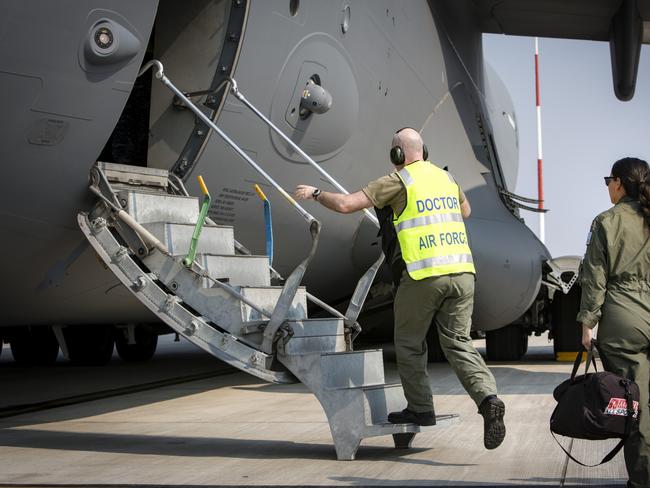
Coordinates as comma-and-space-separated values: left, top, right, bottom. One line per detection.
535, 37, 545, 244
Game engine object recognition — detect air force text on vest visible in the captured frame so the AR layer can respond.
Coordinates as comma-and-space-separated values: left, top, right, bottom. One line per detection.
419, 231, 467, 249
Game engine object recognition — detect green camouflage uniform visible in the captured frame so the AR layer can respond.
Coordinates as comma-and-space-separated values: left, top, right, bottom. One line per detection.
578, 196, 650, 488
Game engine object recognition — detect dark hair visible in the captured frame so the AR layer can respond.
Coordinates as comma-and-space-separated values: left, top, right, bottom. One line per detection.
611, 157, 650, 227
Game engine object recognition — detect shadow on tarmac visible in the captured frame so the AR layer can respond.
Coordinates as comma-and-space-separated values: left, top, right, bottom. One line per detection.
0, 428, 475, 466
330, 477, 623, 487
0, 373, 260, 428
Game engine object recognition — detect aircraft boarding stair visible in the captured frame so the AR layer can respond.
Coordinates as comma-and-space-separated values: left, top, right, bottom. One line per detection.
77, 61, 458, 460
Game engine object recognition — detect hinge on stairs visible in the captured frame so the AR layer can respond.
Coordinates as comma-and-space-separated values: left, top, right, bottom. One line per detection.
240, 320, 268, 335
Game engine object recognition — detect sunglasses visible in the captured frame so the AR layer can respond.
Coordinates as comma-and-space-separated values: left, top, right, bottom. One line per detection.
604, 176, 617, 186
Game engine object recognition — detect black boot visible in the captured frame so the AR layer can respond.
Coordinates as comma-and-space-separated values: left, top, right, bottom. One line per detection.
388, 408, 436, 426
479, 396, 506, 449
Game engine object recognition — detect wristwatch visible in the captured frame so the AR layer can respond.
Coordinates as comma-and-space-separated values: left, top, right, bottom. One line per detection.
312, 188, 322, 200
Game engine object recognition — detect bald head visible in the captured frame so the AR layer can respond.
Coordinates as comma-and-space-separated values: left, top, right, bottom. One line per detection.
392, 128, 424, 165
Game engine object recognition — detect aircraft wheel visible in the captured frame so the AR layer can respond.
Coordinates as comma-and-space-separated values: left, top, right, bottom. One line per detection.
65, 325, 114, 366
486, 324, 527, 361
552, 285, 582, 356
115, 325, 158, 362
426, 325, 446, 363
9, 327, 59, 366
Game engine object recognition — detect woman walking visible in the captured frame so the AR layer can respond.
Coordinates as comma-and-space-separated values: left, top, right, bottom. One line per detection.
578, 157, 650, 488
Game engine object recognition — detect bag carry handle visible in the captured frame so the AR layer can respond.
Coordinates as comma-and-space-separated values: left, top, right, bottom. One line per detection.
554, 347, 635, 467
570, 341, 598, 382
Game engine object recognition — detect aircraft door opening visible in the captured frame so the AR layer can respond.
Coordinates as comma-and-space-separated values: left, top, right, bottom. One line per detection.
147, 0, 247, 178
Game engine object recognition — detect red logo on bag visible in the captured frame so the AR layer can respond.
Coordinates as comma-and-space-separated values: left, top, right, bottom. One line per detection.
605, 398, 639, 419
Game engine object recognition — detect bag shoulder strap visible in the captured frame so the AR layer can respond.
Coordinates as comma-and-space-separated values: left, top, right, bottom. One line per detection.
551, 432, 625, 467
622, 378, 635, 437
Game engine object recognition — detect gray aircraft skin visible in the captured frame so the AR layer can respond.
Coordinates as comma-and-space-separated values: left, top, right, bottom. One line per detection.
0, 1, 648, 357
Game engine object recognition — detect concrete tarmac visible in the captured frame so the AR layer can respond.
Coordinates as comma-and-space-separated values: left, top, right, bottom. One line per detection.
0, 335, 628, 487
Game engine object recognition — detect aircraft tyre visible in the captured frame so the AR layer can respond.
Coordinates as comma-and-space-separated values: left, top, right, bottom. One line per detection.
115, 325, 158, 362
64, 325, 114, 366
486, 324, 528, 361
551, 285, 582, 356
9, 326, 59, 365
426, 325, 446, 363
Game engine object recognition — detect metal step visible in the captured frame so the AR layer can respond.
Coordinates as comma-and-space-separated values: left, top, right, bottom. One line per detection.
289, 318, 344, 337
362, 413, 460, 443
238, 286, 307, 322
320, 349, 385, 390
362, 383, 408, 425
199, 254, 270, 287
142, 252, 279, 338
282, 318, 346, 356
143, 222, 235, 256
98, 161, 168, 190
362, 383, 459, 431
119, 191, 199, 225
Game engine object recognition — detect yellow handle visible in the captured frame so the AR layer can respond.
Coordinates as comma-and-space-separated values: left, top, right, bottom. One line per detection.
254, 184, 268, 201
197, 175, 210, 196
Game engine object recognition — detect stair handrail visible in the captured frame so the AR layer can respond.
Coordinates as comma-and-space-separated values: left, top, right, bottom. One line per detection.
225, 77, 384, 336
139, 60, 321, 354
227, 77, 379, 228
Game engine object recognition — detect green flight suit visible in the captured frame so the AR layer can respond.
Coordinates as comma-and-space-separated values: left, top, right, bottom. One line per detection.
363, 166, 497, 413
578, 196, 650, 488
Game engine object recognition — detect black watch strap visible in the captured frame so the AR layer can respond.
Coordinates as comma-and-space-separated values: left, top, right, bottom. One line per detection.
312, 188, 322, 200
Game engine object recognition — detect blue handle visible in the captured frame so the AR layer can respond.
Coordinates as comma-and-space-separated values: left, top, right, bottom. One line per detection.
263, 199, 273, 265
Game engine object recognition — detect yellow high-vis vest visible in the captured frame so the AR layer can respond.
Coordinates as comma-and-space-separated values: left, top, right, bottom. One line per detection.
394, 160, 475, 280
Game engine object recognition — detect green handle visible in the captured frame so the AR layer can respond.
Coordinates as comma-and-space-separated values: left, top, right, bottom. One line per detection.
183, 176, 212, 267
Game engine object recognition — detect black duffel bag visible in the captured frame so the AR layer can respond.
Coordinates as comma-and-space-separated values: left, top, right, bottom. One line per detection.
550, 341, 640, 466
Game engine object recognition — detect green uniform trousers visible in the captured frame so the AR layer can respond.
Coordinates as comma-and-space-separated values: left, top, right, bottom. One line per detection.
393, 271, 498, 412
597, 288, 650, 488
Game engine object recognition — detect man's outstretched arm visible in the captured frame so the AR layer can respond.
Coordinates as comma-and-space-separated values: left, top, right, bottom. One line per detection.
460, 190, 471, 219
294, 185, 373, 214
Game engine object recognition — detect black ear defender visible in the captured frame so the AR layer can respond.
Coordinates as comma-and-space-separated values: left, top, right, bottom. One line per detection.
390, 145, 405, 165
390, 127, 428, 165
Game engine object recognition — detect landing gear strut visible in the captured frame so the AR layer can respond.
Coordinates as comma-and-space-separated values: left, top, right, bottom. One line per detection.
9, 326, 60, 366
115, 325, 158, 361
64, 325, 115, 366
551, 285, 582, 356
486, 324, 528, 361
